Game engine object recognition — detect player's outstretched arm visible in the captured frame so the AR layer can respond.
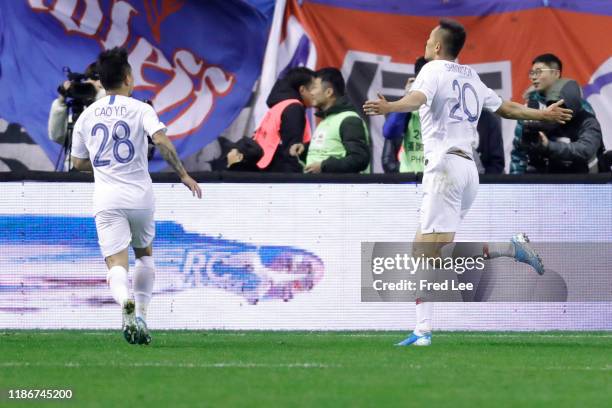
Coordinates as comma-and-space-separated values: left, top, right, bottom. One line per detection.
496, 99, 573, 124
71, 157, 93, 172
152, 130, 202, 199
363, 91, 427, 116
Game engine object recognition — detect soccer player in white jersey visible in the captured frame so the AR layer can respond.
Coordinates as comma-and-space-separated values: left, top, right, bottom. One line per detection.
364, 20, 572, 346
71, 48, 202, 345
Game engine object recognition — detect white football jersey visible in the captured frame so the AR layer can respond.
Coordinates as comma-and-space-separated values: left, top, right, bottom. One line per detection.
411, 60, 503, 168
72, 94, 166, 214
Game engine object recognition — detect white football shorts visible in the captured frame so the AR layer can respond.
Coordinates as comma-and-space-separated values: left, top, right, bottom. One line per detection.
94, 209, 155, 257
419, 153, 479, 234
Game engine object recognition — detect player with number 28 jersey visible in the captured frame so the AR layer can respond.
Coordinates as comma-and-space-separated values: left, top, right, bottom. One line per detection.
70, 47, 201, 346
72, 95, 163, 215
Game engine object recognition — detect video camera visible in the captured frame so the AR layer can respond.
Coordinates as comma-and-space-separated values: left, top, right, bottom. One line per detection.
521, 119, 560, 145
54, 67, 99, 171
520, 78, 582, 145
57, 67, 98, 112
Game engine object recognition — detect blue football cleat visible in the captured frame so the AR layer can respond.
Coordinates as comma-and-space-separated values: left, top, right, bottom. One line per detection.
396, 332, 432, 346
511, 233, 545, 275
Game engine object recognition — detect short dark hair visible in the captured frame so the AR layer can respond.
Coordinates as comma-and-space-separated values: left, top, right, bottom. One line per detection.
84, 62, 99, 81
234, 137, 263, 164
97, 47, 131, 90
438, 19, 466, 59
532, 53, 563, 74
282, 67, 315, 93
414, 56, 428, 77
316, 68, 345, 96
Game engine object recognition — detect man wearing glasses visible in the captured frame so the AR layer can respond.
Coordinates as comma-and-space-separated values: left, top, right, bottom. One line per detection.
510, 53, 604, 174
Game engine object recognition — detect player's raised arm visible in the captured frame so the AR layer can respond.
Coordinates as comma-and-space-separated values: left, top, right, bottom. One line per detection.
496, 99, 573, 124
151, 129, 202, 199
363, 91, 427, 116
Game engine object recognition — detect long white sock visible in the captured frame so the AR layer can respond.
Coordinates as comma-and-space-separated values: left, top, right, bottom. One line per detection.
133, 256, 155, 320
106, 266, 129, 307
415, 301, 433, 335
486, 242, 515, 259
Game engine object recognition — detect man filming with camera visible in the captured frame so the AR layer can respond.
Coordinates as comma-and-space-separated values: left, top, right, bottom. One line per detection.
48, 62, 105, 170
510, 54, 604, 174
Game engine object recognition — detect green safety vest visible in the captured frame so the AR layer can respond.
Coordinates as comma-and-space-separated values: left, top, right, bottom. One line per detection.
306, 111, 370, 173
399, 111, 424, 173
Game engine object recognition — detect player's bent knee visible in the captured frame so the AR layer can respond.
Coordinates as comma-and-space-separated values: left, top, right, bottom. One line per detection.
133, 246, 153, 258
413, 239, 450, 258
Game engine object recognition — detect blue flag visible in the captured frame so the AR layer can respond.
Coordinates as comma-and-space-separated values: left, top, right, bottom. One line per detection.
0, 0, 268, 171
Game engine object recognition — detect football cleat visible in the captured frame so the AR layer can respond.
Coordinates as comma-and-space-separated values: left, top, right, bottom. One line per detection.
396, 332, 432, 346
136, 317, 152, 345
511, 233, 545, 275
122, 299, 138, 344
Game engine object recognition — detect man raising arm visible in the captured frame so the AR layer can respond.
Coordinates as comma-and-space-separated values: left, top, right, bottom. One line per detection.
361, 19, 572, 348
364, 92, 573, 124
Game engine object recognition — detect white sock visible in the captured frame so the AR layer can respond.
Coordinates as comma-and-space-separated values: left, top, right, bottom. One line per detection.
439, 242, 456, 259
133, 256, 155, 320
414, 301, 433, 335
106, 266, 129, 307
486, 242, 515, 259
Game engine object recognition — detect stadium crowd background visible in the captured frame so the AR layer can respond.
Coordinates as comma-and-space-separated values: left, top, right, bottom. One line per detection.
1, 0, 611, 178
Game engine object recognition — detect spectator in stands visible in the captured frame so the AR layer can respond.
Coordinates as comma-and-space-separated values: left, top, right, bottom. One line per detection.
252, 67, 315, 173
511, 54, 604, 174
226, 137, 264, 171
48, 62, 105, 170
382, 57, 427, 173
475, 109, 505, 174
382, 57, 504, 174
48, 62, 105, 146
291, 68, 370, 173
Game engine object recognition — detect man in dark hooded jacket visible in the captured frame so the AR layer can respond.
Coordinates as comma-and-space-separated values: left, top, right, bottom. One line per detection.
255, 67, 315, 172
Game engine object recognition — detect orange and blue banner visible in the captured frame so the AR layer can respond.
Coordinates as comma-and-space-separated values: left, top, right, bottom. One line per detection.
261, 0, 612, 170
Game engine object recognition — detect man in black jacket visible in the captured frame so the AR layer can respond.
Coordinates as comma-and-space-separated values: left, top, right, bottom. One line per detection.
259, 67, 315, 172
291, 68, 370, 173
226, 137, 264, 171
511, 54, 604, 174
475, 109, 505, 174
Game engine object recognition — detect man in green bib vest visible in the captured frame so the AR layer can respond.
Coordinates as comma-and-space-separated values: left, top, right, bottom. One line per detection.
382, 57, 427, 174
290, 68, 370, 173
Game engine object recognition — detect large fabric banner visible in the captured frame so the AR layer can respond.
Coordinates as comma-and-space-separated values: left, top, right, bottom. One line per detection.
262, 0, 612, 172
0, 0, 268, 171
252, 0, 318, 129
